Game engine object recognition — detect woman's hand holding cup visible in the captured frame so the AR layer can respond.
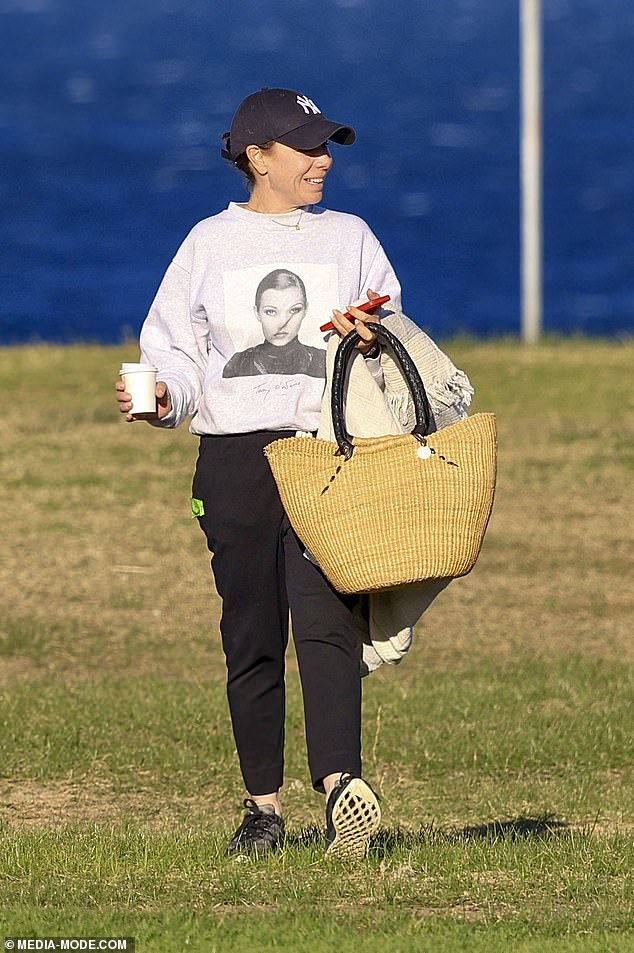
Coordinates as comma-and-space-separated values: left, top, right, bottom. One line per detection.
115, 372, 172, 422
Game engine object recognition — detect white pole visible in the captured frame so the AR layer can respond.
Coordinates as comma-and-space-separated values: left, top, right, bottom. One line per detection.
520, 0, 543, 343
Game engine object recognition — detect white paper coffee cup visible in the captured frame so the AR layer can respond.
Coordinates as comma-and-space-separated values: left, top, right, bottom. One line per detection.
119, 363, 158, 415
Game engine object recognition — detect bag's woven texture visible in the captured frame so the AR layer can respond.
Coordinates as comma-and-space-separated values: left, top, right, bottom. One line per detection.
265, 412, 497, 594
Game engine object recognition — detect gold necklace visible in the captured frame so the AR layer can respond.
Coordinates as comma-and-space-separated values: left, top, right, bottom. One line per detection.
272, 211, 303, 231
245, 205, 303, 231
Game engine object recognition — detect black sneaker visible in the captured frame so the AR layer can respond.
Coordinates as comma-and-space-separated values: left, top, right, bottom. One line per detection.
325, 774, 381, 859
226, 799, 285, 857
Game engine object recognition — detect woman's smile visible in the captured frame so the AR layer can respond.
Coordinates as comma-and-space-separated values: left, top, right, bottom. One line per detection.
247, 142, 333, 212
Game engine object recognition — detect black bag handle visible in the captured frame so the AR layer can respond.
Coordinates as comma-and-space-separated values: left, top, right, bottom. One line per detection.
331, 322, 433, 459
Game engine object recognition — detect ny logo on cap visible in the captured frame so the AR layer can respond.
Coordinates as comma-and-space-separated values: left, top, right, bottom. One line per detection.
296, 95, 321, 115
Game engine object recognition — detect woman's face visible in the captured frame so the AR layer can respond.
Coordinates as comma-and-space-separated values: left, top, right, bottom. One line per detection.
256, 286, 308, 345
256, 141, 333, 210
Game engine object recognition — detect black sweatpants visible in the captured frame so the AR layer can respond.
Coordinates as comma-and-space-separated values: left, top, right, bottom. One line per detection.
192, 430, 362, 795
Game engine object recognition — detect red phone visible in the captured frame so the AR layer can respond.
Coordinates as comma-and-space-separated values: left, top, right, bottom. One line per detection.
320, 295, 391, 333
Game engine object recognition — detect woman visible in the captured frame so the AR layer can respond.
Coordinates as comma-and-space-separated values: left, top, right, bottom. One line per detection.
116, 87, 403, 859
222, 268, 325, 378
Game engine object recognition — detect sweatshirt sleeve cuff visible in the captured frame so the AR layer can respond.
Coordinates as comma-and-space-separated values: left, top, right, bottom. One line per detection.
147, 380, 186, 428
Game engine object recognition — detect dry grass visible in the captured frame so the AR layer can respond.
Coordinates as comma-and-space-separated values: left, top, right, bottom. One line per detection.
0, 339, 633, 829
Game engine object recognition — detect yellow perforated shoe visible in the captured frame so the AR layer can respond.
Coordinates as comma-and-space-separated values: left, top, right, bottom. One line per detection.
325, 774, 381, 859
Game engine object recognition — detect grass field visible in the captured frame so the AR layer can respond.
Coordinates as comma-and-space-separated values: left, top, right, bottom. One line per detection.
0, 339, 633, 952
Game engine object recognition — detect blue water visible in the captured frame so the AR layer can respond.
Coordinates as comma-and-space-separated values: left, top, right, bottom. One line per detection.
1, 0, 632, 343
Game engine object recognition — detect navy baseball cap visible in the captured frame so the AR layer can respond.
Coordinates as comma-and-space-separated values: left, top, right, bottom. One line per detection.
221, 88, 356, 160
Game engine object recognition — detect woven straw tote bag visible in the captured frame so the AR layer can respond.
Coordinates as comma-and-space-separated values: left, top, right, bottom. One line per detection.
265, 324, 497, 594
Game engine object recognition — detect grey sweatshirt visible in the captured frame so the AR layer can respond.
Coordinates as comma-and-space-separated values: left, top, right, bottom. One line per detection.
139, 202, 402, 434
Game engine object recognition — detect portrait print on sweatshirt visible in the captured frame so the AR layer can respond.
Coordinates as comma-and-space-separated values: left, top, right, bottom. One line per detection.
221, 263, 334, 380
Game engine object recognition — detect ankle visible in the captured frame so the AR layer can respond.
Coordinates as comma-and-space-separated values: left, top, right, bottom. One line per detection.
323, 772, 345, 799
250, 792, 282, 816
